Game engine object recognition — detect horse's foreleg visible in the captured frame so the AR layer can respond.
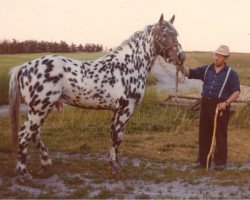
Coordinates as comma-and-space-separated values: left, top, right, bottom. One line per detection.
109, 105, 134, 171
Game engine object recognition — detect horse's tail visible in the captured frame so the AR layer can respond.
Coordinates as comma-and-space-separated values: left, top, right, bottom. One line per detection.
9, 65, 22, 153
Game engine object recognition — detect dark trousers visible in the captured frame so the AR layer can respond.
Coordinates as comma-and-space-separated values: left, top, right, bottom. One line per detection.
198, 98, 230, 166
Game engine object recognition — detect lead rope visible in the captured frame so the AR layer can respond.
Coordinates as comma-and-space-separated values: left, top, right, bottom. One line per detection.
206, 106, 222, 172
175, 66, 185, 97
175, 69, 179, 97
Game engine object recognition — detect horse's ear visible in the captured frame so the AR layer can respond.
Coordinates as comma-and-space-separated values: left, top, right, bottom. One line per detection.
158, 14, 164, 26
169, 15, 175, 24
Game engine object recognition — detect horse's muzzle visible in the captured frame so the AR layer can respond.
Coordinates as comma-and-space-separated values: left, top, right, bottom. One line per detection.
178, 52, 186, 65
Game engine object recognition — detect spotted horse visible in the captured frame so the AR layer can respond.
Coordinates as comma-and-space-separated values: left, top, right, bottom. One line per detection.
9, 14, 185, 182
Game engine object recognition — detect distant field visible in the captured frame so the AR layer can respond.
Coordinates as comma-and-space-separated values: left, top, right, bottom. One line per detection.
0, 51, 249, 105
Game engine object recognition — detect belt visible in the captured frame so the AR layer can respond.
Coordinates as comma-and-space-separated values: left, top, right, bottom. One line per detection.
202, 98, 225, 103
203, 97, 216, 100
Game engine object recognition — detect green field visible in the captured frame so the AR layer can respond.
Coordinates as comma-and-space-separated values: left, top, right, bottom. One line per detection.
0, 52, 249, 198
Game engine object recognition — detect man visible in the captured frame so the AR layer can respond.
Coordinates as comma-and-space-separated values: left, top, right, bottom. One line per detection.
179, 45, 240, 170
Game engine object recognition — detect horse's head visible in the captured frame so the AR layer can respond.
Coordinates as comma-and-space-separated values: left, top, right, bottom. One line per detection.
153, 14, 185, 66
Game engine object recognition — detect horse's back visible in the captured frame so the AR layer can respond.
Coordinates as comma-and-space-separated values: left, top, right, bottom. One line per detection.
15, 55, 122, 111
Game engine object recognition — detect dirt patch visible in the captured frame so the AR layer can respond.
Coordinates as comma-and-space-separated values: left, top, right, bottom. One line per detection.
3, 152, 249, 199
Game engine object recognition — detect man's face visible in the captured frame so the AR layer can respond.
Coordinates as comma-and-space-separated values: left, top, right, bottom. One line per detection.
213, 53, 228, 67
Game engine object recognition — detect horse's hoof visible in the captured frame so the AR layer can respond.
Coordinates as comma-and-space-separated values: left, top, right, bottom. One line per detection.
109, 161, 122, 174
16, 173, 32, 184
41, 158, 52, 171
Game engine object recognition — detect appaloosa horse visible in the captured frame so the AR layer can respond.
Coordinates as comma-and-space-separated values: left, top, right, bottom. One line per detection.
9, 14, 185, 182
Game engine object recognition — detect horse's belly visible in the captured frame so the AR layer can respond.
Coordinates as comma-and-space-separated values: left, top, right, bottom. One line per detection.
78, 98, 114, 109
60, 92, 116, 110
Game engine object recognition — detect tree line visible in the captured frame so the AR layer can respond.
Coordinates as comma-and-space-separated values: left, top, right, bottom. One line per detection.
0, 39, 103, 54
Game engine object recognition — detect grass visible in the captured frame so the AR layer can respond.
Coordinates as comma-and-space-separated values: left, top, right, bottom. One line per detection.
0, 52, 249, 198
0, 86, 249, 161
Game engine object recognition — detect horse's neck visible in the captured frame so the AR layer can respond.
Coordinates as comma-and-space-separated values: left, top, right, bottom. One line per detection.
108, 30, 156, 74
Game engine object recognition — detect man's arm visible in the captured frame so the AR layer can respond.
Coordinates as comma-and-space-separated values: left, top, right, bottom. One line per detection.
226, 90, 240, 105
178, 65, 190, 77
217, 90, 240, 111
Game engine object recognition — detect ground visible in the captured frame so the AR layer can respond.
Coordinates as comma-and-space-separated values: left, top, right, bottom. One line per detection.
1, 152, 249, 199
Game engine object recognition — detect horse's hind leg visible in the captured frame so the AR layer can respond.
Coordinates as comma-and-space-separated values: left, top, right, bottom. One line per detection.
32, 130, 52, 170
29, 109, 53, 170
16, 120, 32, 181
16, 108, 51, 180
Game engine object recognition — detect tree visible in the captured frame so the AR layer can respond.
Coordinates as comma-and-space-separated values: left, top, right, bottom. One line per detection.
0, 39, 104, 53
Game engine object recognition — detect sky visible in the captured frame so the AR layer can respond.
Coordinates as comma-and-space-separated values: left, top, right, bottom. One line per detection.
0, 0, 250, 53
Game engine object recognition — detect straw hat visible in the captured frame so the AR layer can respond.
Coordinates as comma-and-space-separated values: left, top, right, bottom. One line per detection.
214, 45, 230, 56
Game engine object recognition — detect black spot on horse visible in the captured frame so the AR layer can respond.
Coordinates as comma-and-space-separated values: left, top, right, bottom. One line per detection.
23, 69, 28, 77
29, 94, 38, 107
81, 64, 85, 69
34, 68, 38, 75
20, 125, 26, 132
30, 124, 39, 131
84, 62, 90, 66
46, 91, 52, 96
41, 100, 51, 110
42, 97, 50, 104
37, 85, 44, 93
34, 99, 41, 106
37, 73, 42, 79
34, 82, 40, 90
45, 60, 54, 73
30, 90, 35, 98
42, 59, 49, 65
34, 60, 39, 68
119, 98, 129, 108
72, 72, 77, 76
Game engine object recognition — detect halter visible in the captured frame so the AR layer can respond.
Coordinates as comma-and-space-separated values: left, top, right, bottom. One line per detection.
154, 39, 181, 60
153, 26, 181, 62
153, 26, 185, 96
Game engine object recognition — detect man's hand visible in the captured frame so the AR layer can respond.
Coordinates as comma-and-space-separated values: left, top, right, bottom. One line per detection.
177, 64, 190, 77
217, 101, 227, 111
176, 65, 183, 71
